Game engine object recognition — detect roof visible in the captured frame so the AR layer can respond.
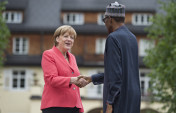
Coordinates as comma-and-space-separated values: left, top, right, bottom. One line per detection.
8, 24, 147, 35
4, 55, 42, 66
2, 0, 28, 10
4, 0, 157, 34
4, 0, 61, 30
5, 55, 146, 67
72, 24, 147, 35
62, 0, 157, 12
23, 0, 61, 29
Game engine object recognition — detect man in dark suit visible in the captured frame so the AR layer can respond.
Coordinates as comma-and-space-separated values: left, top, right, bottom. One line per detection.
79, 2, 141, 113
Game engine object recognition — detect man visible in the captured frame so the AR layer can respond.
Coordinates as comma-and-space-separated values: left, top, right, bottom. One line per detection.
79, 1, 141, 113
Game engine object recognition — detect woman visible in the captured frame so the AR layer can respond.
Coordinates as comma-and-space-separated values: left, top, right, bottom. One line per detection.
41, 25, 84, 113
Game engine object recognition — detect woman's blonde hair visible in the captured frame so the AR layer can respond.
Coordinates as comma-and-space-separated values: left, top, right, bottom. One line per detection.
53, 25, 77, 46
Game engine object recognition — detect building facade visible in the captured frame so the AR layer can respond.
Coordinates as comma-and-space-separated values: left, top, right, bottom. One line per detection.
0, 0, 165, 113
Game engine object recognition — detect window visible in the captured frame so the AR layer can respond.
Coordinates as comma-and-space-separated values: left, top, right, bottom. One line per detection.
132, 13, 152, 25
13, 37, 29, 55
96, 38, 106, 54
3, 69, 33, 91
12, 70, 26, 89
2, 11, 22, 23
139, 69, 151, 96
97, 13, 105, 25
63, 13, 84, 25
139, 39, 155, 56
86, 70, 103, 99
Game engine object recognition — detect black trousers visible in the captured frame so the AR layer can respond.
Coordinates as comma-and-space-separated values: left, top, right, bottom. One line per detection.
42, 107, 79, 113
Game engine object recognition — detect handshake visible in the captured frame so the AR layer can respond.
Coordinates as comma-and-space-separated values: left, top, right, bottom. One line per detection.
70, 75, 92, 88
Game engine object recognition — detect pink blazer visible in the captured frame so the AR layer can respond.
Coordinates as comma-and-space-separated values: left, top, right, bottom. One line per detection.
40, 46, 84, 113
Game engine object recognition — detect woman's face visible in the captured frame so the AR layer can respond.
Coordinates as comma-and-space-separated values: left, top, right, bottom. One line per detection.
56, 32, 75, 52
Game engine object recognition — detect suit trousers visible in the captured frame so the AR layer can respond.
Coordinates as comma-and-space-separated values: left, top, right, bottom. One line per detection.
42, 107, 79, 113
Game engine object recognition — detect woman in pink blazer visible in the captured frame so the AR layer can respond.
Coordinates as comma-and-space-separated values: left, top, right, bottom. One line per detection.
41, 25, 85, 113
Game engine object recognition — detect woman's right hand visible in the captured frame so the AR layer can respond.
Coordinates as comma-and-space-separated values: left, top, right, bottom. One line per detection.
70, 76, 89, 88
78, 75, 92, 84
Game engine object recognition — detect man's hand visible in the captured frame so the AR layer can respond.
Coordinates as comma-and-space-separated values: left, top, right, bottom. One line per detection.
77, 78, 88, 88
78, 75, 92, 84
106, 103, 112, 113
76, 75, 92, 88
70, 77, 88, 88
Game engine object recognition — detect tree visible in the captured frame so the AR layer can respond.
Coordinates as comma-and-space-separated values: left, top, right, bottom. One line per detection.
144, 0, 176, 112
0, 1, 10, 65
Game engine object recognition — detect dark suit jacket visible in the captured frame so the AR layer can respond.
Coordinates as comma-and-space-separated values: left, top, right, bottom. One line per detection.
92, 25, 141, 113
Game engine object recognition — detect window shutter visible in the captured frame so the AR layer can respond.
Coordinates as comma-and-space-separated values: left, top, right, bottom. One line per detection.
95, 39, 100, 54
3, 70, 11, 90
26, 70, 33, 90
103, 39, 106, 53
